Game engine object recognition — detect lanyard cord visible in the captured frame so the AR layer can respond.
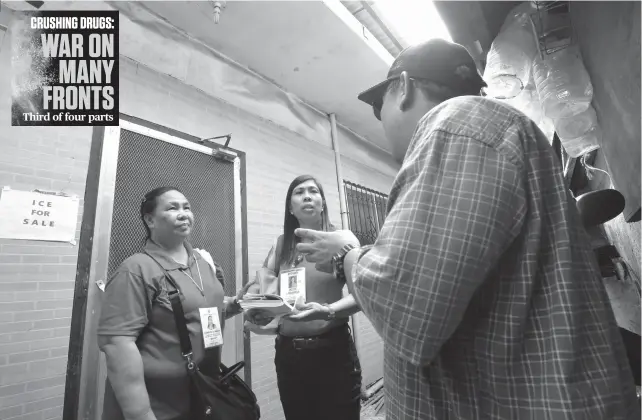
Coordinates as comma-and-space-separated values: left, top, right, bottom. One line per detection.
171, 255, 205, 296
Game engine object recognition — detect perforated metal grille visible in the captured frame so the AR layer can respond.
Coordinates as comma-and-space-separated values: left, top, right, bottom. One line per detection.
107, 129, 237, 296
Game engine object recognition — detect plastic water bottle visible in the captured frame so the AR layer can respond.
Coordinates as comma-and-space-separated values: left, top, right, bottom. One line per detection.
554, 105, 598, 139
555, 105, 601, 157
533, 45, 593, 119
558, 126, 601, 158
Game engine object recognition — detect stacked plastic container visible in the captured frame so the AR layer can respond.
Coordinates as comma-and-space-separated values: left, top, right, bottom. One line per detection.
485, 2, 601, 157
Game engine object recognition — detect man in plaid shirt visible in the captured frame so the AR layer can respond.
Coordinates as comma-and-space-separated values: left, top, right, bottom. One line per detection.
294, 39, 639, 419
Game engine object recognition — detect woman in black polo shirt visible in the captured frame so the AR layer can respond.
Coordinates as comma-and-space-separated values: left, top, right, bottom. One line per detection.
98, 186, 249, 420
251, 175, 363, 420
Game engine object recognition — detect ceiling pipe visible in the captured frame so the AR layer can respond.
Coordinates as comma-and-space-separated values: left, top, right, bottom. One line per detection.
323, 0, 394, 65
337, 1, 403, 59
359, 1, 405, 53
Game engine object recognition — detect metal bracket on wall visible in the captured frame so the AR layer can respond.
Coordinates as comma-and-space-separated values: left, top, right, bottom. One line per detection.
200, 134, 237, 162
211, 148, 237, 162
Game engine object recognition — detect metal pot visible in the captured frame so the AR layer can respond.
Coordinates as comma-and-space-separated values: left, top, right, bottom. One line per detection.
575, 189, 625, 227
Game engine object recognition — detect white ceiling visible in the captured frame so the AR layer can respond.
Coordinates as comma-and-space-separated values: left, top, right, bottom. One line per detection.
138, 1, 392, 152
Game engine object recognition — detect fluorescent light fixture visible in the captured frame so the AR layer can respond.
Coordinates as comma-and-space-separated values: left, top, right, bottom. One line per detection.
375, 0, 452, 46
322, 0, 395, 65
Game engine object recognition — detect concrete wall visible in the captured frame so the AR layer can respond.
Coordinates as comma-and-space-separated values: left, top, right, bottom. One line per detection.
0, 4, 393, 420
571, 2, 641, 333
0, 13, 92, 420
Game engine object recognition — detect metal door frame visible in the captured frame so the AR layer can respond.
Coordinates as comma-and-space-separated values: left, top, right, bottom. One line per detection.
66, 118, 249, 420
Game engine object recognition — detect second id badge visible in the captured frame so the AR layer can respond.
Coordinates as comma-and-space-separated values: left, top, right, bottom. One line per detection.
279, 267, 306, 304
199, 307, 223, 349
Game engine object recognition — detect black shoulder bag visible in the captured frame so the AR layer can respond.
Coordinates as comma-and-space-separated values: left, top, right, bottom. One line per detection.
144, 252, 260, 420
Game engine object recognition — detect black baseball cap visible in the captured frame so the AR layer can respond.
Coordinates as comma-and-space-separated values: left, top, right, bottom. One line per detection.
358, 38, 487, 120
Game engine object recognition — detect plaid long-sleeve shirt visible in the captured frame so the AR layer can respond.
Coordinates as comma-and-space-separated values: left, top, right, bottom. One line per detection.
351, 96, 639, 420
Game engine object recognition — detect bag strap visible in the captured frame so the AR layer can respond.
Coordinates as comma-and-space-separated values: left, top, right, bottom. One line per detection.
143, 252, 250, 386
143, 252, 194, 363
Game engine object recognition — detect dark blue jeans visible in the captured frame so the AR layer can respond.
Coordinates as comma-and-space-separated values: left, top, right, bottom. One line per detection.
274, 324, 362, 420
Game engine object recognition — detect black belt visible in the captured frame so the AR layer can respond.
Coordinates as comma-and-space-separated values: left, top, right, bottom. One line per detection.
277, 324, 349, 350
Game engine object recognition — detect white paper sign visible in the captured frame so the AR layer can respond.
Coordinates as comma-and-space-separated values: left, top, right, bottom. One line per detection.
0, 187, 80, 244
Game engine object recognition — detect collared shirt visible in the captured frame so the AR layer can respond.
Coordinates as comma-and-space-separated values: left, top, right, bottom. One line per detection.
351, 96, 639, 420
98, 240, 226, 420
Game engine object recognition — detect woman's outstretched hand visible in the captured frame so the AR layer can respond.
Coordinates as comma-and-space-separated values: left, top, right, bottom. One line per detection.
244, 308, 279, 336
286, 296, 332, 322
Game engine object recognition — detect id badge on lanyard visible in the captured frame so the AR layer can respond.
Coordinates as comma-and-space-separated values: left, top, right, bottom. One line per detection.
199, 307, 223, 348
280, 267, 306, 305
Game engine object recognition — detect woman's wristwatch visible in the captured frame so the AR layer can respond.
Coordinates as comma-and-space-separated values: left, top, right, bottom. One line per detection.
332, 244, 357, 283
322, 303, 336, 321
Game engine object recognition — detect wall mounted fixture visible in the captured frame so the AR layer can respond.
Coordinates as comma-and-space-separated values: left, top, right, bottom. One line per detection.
211, 1, 226, 24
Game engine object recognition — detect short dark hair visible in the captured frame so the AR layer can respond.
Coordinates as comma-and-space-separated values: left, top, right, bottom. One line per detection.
140, 186, 181, 241
279, 175, 332, 268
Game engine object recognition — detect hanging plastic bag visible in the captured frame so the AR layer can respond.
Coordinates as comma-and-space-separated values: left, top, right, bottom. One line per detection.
484, 5, 538, 99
